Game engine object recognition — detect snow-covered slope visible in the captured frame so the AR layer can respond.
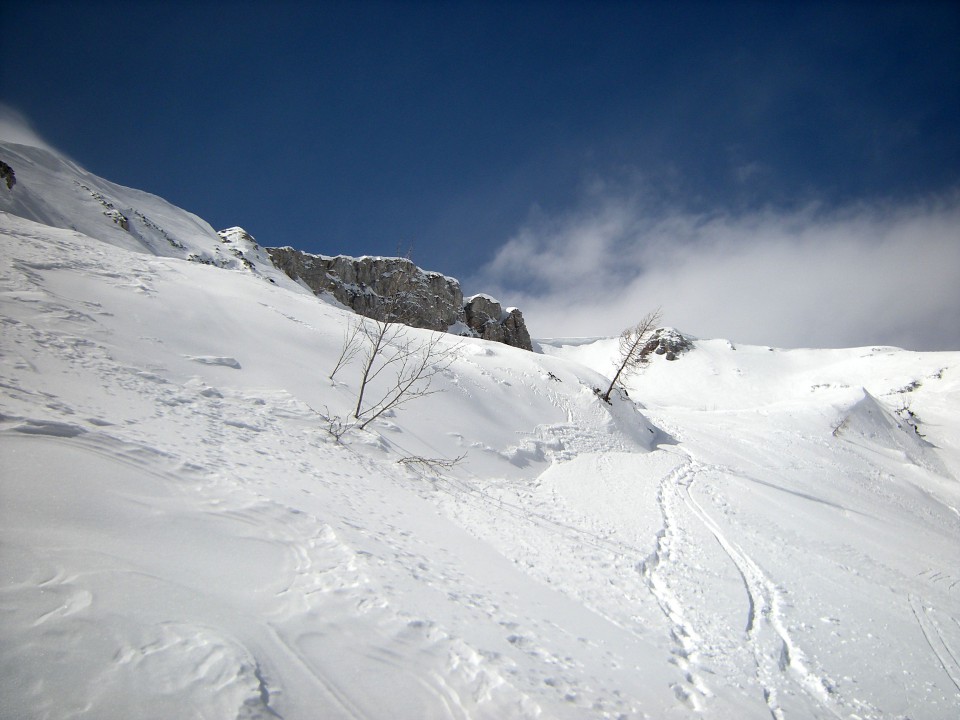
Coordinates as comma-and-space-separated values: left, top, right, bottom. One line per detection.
541, 336, 960, 718
0, 140, 289, 279
1, 138, 959, 719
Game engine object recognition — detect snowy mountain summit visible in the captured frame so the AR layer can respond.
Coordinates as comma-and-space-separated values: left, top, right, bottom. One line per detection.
2, 130, 960, 720
0, 141, 280, 275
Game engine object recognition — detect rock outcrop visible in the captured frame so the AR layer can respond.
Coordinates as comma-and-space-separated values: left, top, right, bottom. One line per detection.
644, 327, 692, 361
266, 246, 533, 351
464, 294, 532, 350
0, 160, 15, 190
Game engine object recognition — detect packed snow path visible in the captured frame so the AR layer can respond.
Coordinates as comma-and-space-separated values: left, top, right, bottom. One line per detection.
2, 137, 960, 718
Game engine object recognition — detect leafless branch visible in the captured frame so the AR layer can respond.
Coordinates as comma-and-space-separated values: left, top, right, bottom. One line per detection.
318, 405, 354, 442
601, 307, 662, 403
329, 320, 364, 381
396, 453, 467, 475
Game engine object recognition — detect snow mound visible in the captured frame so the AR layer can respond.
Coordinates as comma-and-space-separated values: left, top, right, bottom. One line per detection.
834, 388, 951, 477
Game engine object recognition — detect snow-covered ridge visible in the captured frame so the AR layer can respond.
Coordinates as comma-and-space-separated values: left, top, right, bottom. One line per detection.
0, 140, 291, 283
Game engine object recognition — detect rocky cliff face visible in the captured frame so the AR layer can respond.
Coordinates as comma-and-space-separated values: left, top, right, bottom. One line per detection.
463, 294, 532, 350
266, 246, 533, 351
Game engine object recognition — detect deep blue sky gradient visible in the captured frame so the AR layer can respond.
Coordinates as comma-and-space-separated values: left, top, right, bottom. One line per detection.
2, 0, 958, 284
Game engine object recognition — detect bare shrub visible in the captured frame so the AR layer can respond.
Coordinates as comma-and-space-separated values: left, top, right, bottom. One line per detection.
396, 453, 467, 475
352, 318, 457, 429
600, 308, 662, 404
330, 302, 460, 433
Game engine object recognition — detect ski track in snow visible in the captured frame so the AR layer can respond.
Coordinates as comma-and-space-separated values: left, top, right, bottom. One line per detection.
916, 569, 960, 594
674, 456, 840, 719
908, 594, 960, 695
638, 460, 714, 710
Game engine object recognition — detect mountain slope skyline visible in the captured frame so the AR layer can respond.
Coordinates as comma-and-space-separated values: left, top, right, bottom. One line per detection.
3, 112, 958, 351
2, 0, 959, 348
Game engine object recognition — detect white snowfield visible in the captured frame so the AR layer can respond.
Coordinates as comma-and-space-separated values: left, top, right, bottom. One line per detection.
1, 138, 959, 720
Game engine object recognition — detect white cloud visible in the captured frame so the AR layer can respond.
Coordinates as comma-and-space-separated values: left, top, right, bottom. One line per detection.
473, 191, 960, 350
0, 104, 55, 151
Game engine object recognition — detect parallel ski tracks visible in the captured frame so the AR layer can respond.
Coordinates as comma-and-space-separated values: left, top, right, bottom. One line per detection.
671, 454, 842, 719
908, 594, 960, 695
638, 461, 714, 710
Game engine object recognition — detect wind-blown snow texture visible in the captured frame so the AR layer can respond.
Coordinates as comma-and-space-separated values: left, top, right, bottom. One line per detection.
1, 138, 959, 719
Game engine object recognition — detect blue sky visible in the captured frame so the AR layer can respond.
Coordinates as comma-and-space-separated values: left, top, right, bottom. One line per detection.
2, 1, 959, 347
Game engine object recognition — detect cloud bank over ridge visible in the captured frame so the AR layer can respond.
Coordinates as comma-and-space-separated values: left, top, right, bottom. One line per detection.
473, 185, 960, 351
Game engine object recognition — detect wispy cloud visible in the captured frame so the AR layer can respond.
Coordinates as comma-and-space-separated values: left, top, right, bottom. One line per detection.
473, 187, 960, 350
0, 104, 54, 151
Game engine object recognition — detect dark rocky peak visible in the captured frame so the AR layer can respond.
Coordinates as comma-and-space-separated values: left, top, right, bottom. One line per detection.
266, 246, 533, 351
644, 327, 693, 361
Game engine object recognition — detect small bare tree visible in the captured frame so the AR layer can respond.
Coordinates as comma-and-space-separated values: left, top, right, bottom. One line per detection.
319, 405, 351, 442
600, 308, 662, 403
330, 304, 459, 432
352, 319, 456, 429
